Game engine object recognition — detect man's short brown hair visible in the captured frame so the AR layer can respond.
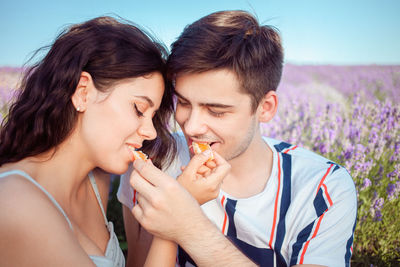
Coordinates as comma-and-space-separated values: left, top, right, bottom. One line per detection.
167, 10, 284, 112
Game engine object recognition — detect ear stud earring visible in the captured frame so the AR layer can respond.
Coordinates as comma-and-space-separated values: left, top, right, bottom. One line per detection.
76, 107, 81, 112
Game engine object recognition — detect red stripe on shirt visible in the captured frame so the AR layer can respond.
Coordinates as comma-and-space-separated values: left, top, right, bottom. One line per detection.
299, 212, 326, 264
221, 195, 228, 234
283, 145, 298, 154
132, 189, 137, 205
322, 183, 333, 206
269, 154, 281, 249
315, 164, 333, 196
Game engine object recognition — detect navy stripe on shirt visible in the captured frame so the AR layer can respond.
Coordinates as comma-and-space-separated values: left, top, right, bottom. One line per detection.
314, 188, 329, 217
290, 221, 315, 266
274, 142, 293, 153
345, 214, 357, 266
274, 152, 292, 266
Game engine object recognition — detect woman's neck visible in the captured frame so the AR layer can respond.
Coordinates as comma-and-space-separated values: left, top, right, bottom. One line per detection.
7, 136, 96, 210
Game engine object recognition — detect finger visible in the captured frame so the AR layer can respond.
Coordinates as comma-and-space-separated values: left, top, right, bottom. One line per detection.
131, 202, 144, 223
210, 150, 227, 165
207, 151, 231, 181
133, 158, 172, 186
203, 168, 211, 177
184, 149, 213, 177
136, 192, 151, 210
205, 160, 217, 169
130, 169, 158, 202
196, 165, 210, 175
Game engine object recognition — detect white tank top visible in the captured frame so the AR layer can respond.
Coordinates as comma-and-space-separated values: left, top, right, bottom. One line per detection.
0, 170, 125, 267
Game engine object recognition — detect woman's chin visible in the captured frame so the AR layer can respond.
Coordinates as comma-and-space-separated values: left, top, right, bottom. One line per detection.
104, 161, 131, 175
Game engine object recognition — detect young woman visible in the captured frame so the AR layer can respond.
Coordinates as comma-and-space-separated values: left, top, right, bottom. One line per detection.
0, 16, 228, 266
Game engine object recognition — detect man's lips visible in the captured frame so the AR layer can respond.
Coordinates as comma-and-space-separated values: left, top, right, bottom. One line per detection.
188, 138, 219, 152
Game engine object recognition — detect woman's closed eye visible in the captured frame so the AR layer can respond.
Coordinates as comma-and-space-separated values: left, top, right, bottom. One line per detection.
134, 103, 144, 117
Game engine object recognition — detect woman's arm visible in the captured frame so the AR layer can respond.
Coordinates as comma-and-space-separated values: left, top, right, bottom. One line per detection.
123, 205, 153, 267
144, 237, 177, 267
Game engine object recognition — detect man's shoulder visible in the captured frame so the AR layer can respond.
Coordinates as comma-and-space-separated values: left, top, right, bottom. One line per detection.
263, 136, 354, 188
263, 136, 340, 167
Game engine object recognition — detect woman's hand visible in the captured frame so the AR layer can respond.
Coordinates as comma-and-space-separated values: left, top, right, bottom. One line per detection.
177, 150, 231, 205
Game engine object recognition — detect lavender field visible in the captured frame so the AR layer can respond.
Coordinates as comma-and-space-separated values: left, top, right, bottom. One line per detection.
1, 64, 399, 265
263, 64, 400, 266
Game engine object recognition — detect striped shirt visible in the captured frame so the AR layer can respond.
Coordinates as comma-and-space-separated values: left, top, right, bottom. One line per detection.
117, 133, 357, 267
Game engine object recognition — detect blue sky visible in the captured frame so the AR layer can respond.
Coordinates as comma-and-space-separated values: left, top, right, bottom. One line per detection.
1, 0, 399, 66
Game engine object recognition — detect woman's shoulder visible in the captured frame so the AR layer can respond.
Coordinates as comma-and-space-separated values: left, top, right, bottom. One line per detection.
0, 170, 71, 233
0, 171, 94, 265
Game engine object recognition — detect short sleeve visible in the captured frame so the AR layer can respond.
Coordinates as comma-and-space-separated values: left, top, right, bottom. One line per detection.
289, 168, 357, 267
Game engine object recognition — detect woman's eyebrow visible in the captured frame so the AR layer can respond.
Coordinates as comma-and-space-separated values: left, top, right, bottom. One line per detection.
134, 96, 154, 107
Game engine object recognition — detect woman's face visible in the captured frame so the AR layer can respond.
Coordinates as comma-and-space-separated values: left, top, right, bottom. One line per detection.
80, 72, 164, 174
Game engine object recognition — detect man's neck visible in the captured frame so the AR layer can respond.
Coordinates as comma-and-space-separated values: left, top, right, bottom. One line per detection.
221, 133, 273, 198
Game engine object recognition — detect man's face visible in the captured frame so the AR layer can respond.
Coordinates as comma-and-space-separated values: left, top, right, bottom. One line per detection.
174, 69, 259, 161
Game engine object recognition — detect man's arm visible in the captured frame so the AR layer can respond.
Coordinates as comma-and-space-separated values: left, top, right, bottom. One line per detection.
130, 158, 256, 266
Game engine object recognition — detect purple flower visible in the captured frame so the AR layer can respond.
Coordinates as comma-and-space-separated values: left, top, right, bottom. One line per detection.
361, 178, 372, 190
374, 210, 383, 221
387, 169, 399, 180
371, 197, 384, 221
369, 130, 378, 144
319, 143, 327, 154
387, 181, 400, 201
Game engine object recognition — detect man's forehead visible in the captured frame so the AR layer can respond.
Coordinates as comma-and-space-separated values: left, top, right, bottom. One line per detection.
174, 81, 243, 100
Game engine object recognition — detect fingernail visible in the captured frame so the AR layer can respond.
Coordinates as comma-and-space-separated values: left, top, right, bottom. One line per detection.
134, 159, 145, 171
203, 149, 212, 157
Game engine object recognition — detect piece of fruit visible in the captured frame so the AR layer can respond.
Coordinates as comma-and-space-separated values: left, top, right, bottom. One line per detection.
128, 146, 148, 161
132, 150, 148, 161
191, 141, 214, 161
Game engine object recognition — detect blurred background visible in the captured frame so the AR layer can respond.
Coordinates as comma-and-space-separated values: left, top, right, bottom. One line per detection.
1, 1, 399, 266
1, 0, 400, 66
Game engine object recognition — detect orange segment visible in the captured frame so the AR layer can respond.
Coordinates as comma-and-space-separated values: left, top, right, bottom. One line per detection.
192, 141, 214, 160
129, 146, 148, 161
132, 150, 148, 161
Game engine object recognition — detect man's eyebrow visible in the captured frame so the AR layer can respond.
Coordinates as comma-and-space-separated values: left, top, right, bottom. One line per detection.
201, 103, 234, 109
174, 91, 187, 101
135, 96, 154, 107
174, 91, 233, 109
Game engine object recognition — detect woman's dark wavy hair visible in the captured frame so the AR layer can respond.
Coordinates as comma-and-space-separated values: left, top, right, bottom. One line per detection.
0, 16, 176, 169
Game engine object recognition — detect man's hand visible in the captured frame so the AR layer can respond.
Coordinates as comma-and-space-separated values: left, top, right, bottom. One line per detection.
130, 159, 206, 242
129, 158, 256, 266
178, 150, 231, 205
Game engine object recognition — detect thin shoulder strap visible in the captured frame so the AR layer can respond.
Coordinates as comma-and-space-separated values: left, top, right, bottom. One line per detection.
88, 171, 108, 226
0, 170, 73, 230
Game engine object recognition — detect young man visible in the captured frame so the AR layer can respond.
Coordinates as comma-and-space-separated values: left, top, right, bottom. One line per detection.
118, 10, 357, 267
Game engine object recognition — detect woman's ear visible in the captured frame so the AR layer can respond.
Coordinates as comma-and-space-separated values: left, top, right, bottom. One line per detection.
257, 90, 278, 123
71, 72, 93, 112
